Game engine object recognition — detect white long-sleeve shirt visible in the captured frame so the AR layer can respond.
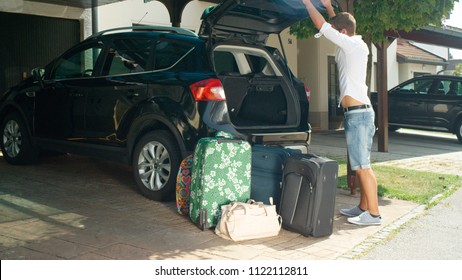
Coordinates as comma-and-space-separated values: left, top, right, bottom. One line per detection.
320, 22, 370, 107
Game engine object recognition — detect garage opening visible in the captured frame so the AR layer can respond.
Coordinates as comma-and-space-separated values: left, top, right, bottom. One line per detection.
0, 12, 80, 94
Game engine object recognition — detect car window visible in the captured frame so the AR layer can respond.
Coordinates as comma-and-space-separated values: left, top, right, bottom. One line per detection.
214, 51, 239, 74
441, 79, 462, 96
246, 54, 275, 76
399, 79, 433, 95
429, 80, 448, 95
51, 43, 103, 80
103, 38, 153, 76
153, 40, 194, 71
213, 50, 276, 76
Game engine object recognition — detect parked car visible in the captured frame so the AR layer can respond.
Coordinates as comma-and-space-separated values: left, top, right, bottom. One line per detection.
371, 75, 462, 143
0, 0, 311, 201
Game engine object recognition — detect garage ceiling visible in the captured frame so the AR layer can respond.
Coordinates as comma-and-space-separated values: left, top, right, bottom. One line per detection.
26, 0, 220, 9
26, 0, 126, 9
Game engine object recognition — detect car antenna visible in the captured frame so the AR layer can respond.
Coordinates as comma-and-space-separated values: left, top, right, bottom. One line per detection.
137, 12, 148, 25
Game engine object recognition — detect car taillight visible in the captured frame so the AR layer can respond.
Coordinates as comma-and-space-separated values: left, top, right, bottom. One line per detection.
305, 85, 311, 103
189, 78, 226, 101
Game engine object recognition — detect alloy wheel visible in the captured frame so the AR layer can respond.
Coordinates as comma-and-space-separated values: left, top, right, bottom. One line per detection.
136, 141, 172, 191
3, 119, 22, 158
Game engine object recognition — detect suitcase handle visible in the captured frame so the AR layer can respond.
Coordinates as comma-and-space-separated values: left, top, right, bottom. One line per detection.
217, 139, 242, 144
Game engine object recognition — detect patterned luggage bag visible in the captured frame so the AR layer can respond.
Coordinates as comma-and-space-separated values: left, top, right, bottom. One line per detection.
189, 132, 252, 230
176, 154, 193, 215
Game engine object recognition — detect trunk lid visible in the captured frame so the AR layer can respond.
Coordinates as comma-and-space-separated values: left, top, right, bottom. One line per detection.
199, 0, 308, 45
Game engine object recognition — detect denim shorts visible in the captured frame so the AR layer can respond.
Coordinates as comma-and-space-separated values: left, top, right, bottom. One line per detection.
344, 108, 375, 170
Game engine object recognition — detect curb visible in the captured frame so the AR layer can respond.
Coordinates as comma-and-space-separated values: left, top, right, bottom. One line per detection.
337, 186, 458, 260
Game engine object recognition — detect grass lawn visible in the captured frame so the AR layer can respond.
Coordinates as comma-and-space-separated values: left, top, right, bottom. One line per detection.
333, 159, 462, 205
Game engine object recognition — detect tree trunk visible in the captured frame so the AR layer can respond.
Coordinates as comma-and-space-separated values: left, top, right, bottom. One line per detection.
337, 0, 356, 14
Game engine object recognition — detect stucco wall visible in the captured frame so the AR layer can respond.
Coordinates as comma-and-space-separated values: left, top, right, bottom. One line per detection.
97, 0, 215, 32
297, 36, 336, 130
398, 63, 437, 82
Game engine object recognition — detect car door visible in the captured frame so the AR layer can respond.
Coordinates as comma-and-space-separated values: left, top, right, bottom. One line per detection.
34, 42, 103, 140
83, 37, 152, 143
425, 78, 462, 129
389, 77, 433, 126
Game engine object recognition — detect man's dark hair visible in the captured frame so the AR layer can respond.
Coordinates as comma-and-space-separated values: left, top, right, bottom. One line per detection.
329, 12, 356, 36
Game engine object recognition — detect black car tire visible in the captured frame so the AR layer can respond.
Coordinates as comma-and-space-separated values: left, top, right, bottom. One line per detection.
455, 118, 462, 144
132, 130, 181, 201
0, 112, 39, 165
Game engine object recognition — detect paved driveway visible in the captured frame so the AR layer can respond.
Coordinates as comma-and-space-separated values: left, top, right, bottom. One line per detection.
1, 129, 459, 260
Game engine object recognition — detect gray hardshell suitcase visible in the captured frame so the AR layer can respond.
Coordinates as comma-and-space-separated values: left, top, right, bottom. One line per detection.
280, 153, 338, 237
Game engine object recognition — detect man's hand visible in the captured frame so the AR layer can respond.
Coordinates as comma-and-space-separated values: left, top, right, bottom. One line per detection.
300, 0, 325, 30
321, 0, 336, 18
321, 0, 332, 8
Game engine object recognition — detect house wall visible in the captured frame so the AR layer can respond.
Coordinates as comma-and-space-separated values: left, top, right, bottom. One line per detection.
97, 0, 214, 32
398, 63, 438, 82
267, 30, 299, 77
297, 37, 336, 130
387, 40, 400, 89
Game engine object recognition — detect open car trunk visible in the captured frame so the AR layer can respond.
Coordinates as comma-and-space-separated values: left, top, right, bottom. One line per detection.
214, 44, 300, 129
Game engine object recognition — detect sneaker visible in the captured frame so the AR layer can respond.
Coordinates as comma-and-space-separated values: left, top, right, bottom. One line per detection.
347, 211, 382, 226
339, 205, 364, 217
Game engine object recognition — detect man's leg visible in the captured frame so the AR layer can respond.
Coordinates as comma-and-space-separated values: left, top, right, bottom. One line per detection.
356, 168, 379, 216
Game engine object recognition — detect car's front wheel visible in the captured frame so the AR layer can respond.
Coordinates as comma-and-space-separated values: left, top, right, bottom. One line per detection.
132, 130, 181, 201
455, 118, 462, 144
0, 112, 39, 164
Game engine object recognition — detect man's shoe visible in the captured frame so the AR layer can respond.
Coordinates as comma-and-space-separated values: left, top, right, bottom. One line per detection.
339, 205, 364, 217
347, 211, 382, 226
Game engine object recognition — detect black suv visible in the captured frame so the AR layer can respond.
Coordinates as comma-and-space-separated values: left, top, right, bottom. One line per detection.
0, 0, 311, 201
371, 75, 462, 143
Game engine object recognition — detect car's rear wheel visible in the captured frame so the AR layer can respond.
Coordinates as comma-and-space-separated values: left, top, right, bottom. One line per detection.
455, 118, 462, 144
132, 130, 181, 201
0, 112, 39, 164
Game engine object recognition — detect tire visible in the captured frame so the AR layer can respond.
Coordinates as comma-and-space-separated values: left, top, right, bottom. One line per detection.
455, 118, 462, 144
0, 112, 39, 165
132, 130, 181, 201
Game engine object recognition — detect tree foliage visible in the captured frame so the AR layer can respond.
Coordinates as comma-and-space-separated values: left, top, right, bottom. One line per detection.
455, 64, 462, 76
290, 0, 458, 44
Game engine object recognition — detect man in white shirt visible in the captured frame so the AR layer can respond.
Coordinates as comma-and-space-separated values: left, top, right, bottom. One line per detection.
301, 0, 381, 225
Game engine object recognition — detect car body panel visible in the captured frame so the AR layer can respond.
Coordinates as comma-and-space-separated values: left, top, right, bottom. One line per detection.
371, 75, 462, 135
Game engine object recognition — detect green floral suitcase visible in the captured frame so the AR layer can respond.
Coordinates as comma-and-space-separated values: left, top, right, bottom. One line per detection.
189, 131, 251, 230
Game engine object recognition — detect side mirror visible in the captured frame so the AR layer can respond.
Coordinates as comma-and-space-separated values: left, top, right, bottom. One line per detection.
31, 67, 45, 88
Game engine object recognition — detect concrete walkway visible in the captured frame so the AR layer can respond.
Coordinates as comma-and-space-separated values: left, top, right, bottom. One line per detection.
0, 129, 460, 260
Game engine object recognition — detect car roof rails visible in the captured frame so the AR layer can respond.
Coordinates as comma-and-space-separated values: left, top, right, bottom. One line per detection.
89, 26, 198, 39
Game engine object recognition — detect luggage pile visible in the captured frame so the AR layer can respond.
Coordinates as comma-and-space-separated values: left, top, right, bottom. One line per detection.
175, 131, 338, 240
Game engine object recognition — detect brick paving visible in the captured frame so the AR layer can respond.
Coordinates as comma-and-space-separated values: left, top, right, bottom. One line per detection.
1, 129, 460, 260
